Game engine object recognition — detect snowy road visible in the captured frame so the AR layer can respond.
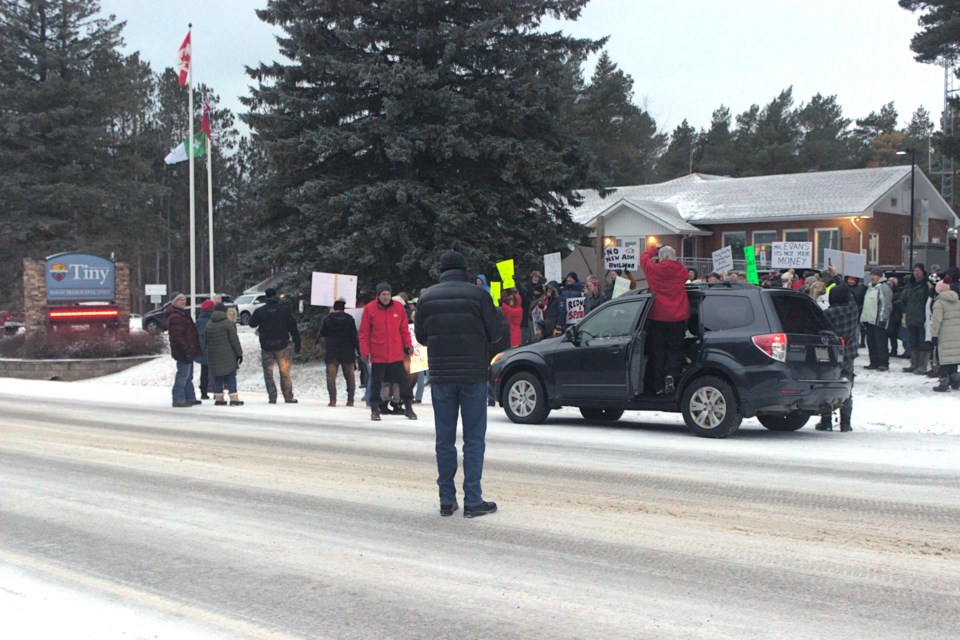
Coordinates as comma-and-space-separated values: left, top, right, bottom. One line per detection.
1, 384, 959, 639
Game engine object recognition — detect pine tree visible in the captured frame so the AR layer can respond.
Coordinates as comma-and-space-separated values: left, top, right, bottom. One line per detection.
0, 0, 151, 304
796, 93, 853, 172
244, 0, 604, 291
657, 120, 698, 180
696, 106, 736, 176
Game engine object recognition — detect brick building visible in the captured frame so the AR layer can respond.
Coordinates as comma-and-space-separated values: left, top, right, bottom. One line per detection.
563, 166, 959, 279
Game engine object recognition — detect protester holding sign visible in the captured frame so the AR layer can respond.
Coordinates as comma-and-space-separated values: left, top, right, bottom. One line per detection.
500, 288, 523, 348
639, 245, 690, 395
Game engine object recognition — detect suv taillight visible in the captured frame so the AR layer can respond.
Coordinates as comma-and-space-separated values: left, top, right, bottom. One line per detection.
752, 333, 787, 362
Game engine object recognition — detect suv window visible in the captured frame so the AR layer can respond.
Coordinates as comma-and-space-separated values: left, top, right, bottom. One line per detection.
770, 294, 827, 334
577, 299, 645, 340
701, 295, 755, 331
235, 295, 255, 305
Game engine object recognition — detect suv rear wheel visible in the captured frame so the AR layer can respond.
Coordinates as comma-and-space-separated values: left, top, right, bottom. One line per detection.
144, 318, 162, 333
240, 311, 251, 325
503, 372, 550, 424
757, 411, 810, 431
579, 408, 624, 422
681, 375, 742, 438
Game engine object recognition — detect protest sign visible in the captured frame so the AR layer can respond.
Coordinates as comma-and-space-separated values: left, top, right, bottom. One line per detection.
712, 246, 734, 274
823, 249, 866, 278
604, 245, 638, 272
566, 296, 586, 325
310, 272, 358, 308
771, 242, 813, 269
744, 245, 760, 285
407, 324, 429, 374
496, 259, 515, 289
544, 252, 562, 283
490, 281, 501, 304
612, 276, 631, 298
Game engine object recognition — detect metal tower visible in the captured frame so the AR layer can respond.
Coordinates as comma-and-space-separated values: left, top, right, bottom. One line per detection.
941, 59, 956, 206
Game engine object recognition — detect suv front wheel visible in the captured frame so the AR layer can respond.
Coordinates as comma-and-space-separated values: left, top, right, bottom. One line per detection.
681, 375, 742, 438
240, 311, 251, 325
502, 372, 550, 424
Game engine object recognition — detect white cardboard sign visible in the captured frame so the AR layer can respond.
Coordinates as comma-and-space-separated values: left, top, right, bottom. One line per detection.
823, 249, 867, 278
566, 296, 586, 325
544, 252, 562, 284
712, 246, 734, 274
604, 246, 638, 272
612, 276, 631, 298
771, 242, 813, 269
310, 272, 358, 308
407, 323, 429, 374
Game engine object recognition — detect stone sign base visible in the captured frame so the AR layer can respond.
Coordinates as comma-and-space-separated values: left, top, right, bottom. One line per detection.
0, 355, 161, 381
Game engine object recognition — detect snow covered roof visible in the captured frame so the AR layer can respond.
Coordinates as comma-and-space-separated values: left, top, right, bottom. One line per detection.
571, 166, 957, 226
607, 198, 711, 235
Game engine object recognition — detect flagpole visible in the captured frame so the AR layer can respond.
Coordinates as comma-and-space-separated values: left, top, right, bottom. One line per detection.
206, 106, 215, 298
187, 24, 196, 315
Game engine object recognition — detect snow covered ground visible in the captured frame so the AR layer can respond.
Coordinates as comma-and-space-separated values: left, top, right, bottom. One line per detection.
8, 323, 957, 436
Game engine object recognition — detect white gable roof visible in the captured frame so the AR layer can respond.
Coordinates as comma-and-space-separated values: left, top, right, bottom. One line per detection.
571, 166, 958, 226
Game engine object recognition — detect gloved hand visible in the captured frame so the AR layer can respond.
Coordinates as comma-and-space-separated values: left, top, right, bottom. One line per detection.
404, 346, 413, 356
237, 356, 243, 366
360, 355, 370, 365
294, 343, 301, 354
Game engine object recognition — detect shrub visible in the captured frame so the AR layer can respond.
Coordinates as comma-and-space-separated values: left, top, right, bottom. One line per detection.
0, 327, 164, 359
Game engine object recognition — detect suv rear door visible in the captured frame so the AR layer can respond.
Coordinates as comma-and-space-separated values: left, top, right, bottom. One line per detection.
551, 297, 649, 400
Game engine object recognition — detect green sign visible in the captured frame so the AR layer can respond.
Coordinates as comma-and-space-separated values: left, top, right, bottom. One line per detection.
744, 245, 759, 285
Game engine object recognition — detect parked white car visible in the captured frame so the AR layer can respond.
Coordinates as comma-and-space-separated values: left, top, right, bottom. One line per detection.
235, 293, 268, 325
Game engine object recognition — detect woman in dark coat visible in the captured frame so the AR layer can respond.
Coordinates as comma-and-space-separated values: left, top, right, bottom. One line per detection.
319, 298, 360, 406
204, 303, 244, 406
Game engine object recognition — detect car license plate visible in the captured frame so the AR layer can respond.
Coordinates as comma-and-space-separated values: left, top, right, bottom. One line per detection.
816, 347, 830, 362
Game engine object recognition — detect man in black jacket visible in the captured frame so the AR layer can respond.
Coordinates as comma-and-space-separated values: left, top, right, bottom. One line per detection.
248, 288, 301, 404
415, 250, 501, 518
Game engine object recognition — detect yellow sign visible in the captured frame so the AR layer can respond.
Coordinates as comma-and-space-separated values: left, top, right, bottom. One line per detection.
496, 259, 515, 290
491, 281, 502, 304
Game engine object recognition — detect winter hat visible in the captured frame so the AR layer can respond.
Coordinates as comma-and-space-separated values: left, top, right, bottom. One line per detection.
566, 271, 579, 282
586, 275, 600, 288
657, 246, 676, 262
199, 300, 216, 312
214, 302, 228, 312
265, 287, 278, 299
376, 282, 392, 295
439, 250, 467, 272
936, 278, 951, 294
170, 292, 185, 303
828, 285, 850, 306
333, 298, 346, 311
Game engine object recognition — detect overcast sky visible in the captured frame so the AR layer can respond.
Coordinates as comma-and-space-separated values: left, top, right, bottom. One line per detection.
99, 0, 947, 137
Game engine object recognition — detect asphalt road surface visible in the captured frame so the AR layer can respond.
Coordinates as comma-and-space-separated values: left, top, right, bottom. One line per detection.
2, 393, 958, 639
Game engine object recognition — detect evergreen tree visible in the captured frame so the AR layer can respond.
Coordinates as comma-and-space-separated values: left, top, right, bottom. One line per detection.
851, 102, 899, 165
657, 120, 698, 180
696, 106, 736, 176
573, 51, 665, 185
796, 93, 853, 171
0, 0, 149, 304
244, 0, 604, 292
751, 88, 801, 175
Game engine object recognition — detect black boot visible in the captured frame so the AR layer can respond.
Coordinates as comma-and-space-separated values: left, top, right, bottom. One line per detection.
951, 373, 960, 391
371, 404, 381, 421
933, 378, 951, 392
816, 414, 833, 431
403, 401, 418, 420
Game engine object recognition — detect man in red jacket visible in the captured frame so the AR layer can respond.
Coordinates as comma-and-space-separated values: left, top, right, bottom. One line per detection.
360, 282, 416, 421
640, 244, 691, 395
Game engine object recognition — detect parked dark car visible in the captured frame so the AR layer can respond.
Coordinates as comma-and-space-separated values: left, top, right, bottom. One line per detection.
142, 294, 235, 332
489, 282, 851, 438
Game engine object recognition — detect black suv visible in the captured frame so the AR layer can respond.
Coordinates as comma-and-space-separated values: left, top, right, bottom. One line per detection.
489, 283, 851, 438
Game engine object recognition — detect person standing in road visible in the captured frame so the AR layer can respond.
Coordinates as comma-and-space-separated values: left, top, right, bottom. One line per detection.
165, 292, 202, 407
248, 287, 301, 404
204, 302, 244, 406
415, 250, 501, 518
902, 264, 929, 373
319, 298, 359, 407
639, 244, 690, 395
359, 282, 417, 421
861, 268, 892, 372
194, 299, 216, 399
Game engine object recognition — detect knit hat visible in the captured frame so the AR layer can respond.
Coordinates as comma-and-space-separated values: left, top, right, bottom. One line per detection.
376, 282, 392, 295
586, 275, 600, 288
936, 277, 951, 294
566, 271, 579, 282
170, 291, 185, 303
199, 300, 215, 312
333, 298, 346, 311
439, 250, 467, 272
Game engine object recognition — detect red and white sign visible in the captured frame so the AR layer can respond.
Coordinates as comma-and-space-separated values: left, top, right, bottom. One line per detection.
566, 297, 585, 325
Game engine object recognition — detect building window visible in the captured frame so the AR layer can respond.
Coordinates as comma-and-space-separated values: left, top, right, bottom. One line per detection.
868, 232, 879, 264
752, 231, 777, 267
784, 229, 809, 242
815, 228, 840, 267
721, 231, 746, 259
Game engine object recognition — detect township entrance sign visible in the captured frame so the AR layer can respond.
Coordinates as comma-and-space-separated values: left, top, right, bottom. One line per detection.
44, 252, 116, 302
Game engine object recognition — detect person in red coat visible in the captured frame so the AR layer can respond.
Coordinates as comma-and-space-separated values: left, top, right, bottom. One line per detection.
640, 244, 691, 395
500, 288, 523, 348
359, 282, 416, 421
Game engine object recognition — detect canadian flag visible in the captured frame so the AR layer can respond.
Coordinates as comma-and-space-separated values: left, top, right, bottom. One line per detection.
175, 31, 191, 87
201, 94, 212, 139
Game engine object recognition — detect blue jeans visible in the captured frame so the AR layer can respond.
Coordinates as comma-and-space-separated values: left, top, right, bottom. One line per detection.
261, 347, 294, 402
172, 360, 196, 403
414, 370, 427, 402
431, 381, 488, 507
212, 370, 238, 394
